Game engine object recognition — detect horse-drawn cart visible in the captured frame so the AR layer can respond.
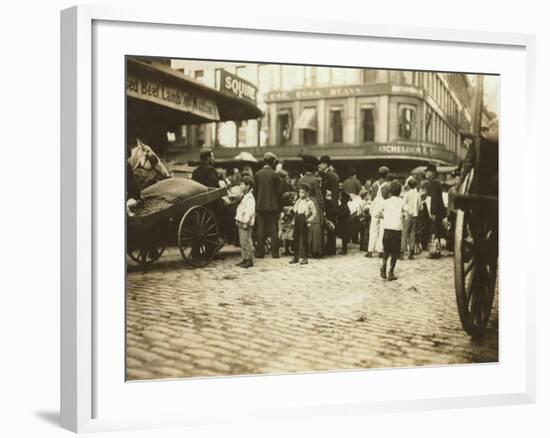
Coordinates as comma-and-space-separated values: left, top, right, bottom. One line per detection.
127, 178, 227, 268
453, 79, 499, 337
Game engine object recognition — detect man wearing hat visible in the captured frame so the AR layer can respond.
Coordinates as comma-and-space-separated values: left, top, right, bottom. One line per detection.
254, 152, 282, 258
424, 163, 446, 257
192, 148, 219, 188
318, 155, 339, 255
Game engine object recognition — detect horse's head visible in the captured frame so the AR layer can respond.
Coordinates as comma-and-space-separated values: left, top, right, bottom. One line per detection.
128, 139, 170, 178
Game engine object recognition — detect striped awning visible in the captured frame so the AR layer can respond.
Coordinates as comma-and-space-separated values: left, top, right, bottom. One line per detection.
294, 108, 317, 131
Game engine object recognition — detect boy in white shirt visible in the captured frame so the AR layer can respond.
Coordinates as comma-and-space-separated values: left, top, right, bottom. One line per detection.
235, 176, 256, 268
379, 181, 404, 281
401, 177, 421, 260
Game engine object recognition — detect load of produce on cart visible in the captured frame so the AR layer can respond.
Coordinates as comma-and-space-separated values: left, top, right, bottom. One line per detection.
127, 177, 228, 268
130, 178, 209, 219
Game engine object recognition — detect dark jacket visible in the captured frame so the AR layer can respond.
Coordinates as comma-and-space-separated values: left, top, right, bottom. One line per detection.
321, 169, 339, 214
426, 177, 446, 219
342, 177, 362, 195
336, 202, 352, 240
192, 162, 219, 188
254, 165, 281, 212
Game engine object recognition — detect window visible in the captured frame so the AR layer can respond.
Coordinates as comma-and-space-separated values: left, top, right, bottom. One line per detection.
302, 129, 317, 146
277, 110, 292, 145
330, 109, 344, 143
197, 124, 206, 147
194, 70, 204, 80
398, 106, 416, 140
361, 108, 375, 142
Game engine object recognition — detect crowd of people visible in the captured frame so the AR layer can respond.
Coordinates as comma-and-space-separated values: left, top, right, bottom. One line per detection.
191, 148, 461, 281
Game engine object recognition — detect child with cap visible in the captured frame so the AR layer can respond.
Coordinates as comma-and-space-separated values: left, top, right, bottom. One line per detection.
379, 181, 404, 281
337, 191, 353, 255
289, 182, 317, 265
280, 191, 297, 256
235, 176, 256, 268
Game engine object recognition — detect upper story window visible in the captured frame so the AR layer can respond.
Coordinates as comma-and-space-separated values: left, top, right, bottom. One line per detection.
330, 108, 344, 143
361, 107, 375, 142
398, 105, 416, 140
277, 109, 293, 145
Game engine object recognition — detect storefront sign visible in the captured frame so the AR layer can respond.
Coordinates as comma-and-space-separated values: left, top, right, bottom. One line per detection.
219, 70, 258, 103
374, 143, 455, 162
126, 73, 220, 121
203, 141, 458, 164
266, 83, 404, 101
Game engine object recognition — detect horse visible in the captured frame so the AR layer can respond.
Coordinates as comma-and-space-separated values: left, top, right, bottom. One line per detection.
127, 139, 171, 188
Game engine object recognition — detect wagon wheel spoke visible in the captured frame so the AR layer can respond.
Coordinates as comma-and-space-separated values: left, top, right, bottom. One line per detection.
464, 259, 475, 276
178, 206, 219, 267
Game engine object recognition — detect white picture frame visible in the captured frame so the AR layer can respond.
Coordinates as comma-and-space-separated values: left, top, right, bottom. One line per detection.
61, 5, 536, 433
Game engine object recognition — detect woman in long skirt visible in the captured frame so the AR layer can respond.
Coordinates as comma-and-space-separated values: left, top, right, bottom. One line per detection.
297, 156, 325, 258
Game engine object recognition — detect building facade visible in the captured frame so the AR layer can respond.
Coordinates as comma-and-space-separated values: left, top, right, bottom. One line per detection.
166, 61, 495, 179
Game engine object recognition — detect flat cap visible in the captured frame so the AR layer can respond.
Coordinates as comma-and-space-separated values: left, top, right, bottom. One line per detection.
319, 155, 331, 164
378, 166, 390, 175
297, 181, 311, 191
263, 152, 278, 161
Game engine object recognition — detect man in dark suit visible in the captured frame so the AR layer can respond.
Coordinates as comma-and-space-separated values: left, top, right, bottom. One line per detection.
192, 148, 219, 188
319, 155, 339, 255
254, 152, 281, 258
424, 163, 446, 244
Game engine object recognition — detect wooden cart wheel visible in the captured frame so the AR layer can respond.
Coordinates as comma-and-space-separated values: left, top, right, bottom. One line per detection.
178, 205, 219, 267
127, 233, 166, 266
454, 170, 498, 337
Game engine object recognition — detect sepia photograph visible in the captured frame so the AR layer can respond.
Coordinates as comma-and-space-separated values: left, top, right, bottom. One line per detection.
125, 56, 499, 381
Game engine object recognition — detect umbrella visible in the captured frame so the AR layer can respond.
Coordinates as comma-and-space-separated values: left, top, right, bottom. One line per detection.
411, 165, 427, 176
411, 164, 457, 175
232, 151, 258, 163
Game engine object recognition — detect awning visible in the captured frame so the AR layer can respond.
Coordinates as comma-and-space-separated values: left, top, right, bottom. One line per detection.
126, 58, 263, 126
294, 108, 317, 131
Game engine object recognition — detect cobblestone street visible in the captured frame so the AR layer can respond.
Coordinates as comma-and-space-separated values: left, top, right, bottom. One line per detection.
126, 244, 498, 380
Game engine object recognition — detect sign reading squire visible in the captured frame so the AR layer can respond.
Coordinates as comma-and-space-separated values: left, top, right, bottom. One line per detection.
219, 70, 258, 103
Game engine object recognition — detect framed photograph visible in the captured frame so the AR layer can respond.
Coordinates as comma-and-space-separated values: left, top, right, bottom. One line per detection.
61, 5, 536, 433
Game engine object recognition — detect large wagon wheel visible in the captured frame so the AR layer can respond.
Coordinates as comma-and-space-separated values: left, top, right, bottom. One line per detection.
127, 228, 166, 266
178, 205, 219, 267
128, 245, 166, 266
454, 169, 498, 337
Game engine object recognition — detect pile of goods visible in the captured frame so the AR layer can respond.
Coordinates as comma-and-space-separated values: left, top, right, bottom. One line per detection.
131, 178, 208, 218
